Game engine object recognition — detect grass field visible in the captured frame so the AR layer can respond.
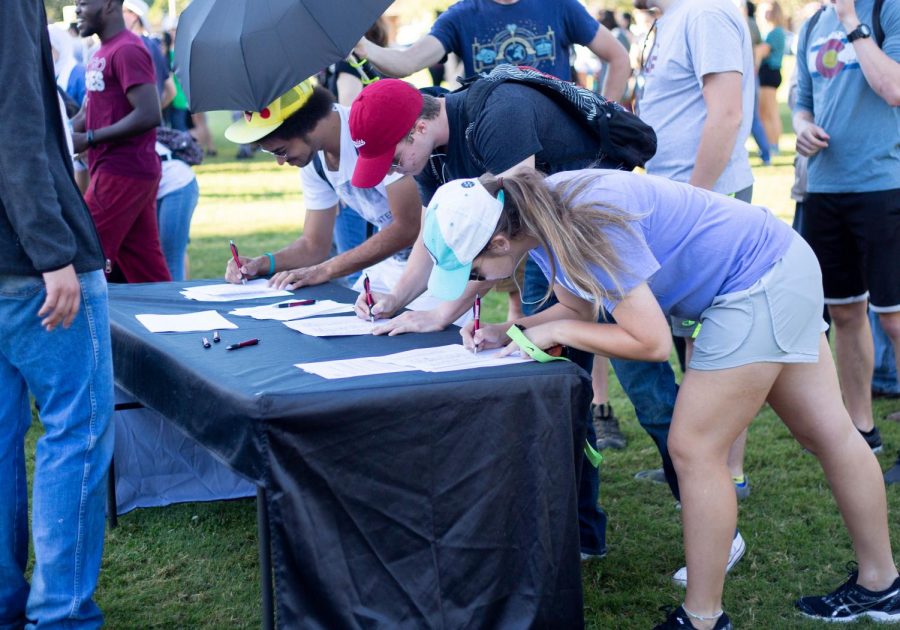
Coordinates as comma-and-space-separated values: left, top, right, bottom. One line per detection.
24, 63, 900, 628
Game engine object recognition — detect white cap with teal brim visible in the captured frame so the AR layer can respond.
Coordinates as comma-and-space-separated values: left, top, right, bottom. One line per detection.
423, 178, 505, 301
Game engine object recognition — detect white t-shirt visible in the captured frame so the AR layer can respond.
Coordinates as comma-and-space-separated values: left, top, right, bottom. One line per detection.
300, 105, 403, 229
637, 0, 754, 194
155, 142, 196, 199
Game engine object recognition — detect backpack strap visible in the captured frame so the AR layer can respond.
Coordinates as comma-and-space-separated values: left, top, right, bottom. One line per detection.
873, 0, 885, 47
312, 152, 335, 191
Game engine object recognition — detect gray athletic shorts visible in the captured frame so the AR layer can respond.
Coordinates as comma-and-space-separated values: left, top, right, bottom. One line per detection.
688, 233, 828, 371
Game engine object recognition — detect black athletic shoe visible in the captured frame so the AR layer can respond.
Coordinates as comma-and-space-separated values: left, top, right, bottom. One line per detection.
653, 606, 732, 629
860, 426, 884, 454
796, 568, 900, 623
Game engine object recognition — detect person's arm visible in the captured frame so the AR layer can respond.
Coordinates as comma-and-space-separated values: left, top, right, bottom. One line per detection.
336, 73, 364, 107
355, 35, 446, 79
224, 207, 335, 283
160, 75, 176, 109
270, 176, 422, 289
0, 2, 83, 330
72, 82, 160, 153
495, 282, 671, 361
835, 0, 900, 106
688, 71, 743, 190
586, 26, 631, 101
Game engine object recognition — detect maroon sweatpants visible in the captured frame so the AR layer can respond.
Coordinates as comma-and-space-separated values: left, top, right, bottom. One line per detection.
85, 170, 171, 283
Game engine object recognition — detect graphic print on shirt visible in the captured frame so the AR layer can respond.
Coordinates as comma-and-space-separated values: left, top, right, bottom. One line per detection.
472, 23, 557, 73
807, 30, 860, 79
86, 56, 106, 92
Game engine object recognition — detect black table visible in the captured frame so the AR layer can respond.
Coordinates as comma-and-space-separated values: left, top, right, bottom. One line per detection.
108, 280, 591, 628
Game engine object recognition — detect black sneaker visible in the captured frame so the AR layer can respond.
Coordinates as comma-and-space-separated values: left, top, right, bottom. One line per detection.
796, 568, 900, 622
593, 403, 626, 450
860, 426, 883, 454
653, 606, 732, 629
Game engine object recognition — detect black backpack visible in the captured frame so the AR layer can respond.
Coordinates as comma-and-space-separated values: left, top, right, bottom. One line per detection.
458, 64, 657, 172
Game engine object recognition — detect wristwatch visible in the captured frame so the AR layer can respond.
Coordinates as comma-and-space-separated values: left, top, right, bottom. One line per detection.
847, 23, 872, 42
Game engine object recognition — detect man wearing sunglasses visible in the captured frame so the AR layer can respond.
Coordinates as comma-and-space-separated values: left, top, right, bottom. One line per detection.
223, 81, 422, 292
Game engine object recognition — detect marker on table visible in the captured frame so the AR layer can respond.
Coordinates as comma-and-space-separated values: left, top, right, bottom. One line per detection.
277, 299, 316, 308
473, 292, 481, 355
363, 274, 375, 323
212, 330, 221, 343
202, 337, 211, 349
229, 239, 247, 285
225, 338, 259, 351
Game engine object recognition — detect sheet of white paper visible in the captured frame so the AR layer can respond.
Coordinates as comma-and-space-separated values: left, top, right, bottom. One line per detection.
283, 316, 385, 337
229, 300, 353, 321
294, 357, 418, 379
181, 279, 292, 302
372, 344, 533, 372
135, 310, 238, 333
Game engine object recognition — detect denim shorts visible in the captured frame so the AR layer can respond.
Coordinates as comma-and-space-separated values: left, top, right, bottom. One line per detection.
689, 234, 828, 371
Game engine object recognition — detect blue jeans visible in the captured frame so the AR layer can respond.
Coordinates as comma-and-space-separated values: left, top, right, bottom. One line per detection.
331, 205, 370, 288
156, 178, 199, 282
0, 270, 114, 629
751, 79, 770, 163
522, 260, 607, 554
871, 309, 900, 395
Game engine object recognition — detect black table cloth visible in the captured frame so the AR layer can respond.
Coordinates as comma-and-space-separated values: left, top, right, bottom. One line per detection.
108, 280, 591, 628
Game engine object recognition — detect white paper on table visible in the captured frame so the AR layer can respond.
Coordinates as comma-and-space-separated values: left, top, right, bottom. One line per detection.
229, 300, 353, 321
181, 279, 292, 302
135, 310, 238, 333
294, 357, 418, 379
283, 315, 385, 337
371, 344, 533, 372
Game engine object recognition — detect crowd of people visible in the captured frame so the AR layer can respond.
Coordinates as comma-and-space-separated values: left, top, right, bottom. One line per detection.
1, 0, 898, 627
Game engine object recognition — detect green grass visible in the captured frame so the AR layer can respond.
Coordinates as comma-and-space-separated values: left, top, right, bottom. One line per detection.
23, 88, 900, 627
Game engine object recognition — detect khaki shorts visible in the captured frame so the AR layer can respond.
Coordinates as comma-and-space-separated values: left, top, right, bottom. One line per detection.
689, 234, 828, 371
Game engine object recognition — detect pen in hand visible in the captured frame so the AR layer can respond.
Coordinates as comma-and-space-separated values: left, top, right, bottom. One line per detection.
225, 338, 259, 351
229, 239, 247, 285
473, 293, 481, 355
363, 274, 375, 323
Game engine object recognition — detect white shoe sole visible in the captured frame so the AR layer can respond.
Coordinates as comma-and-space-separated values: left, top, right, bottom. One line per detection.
799, 610, 900, 623
672, 532, 746, 588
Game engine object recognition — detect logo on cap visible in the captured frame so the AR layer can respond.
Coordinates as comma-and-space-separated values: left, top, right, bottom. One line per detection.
462, 181, 475, 188
352, 139, 366, 149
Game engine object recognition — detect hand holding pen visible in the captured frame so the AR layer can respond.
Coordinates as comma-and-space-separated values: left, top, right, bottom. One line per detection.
363, 274, 375, 323
229, 240, 247, 285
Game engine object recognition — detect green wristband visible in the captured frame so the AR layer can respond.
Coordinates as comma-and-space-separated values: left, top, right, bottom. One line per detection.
265, 252, 276, 276
505, 324, 570, 363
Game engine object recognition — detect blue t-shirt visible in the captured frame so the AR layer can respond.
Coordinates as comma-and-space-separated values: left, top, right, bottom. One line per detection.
140, 34, 170, 98
65, 64, 87, 107
528, 170, 794, 319
794, 1, 900, 193
429, 0, 599, 79
761, 26, 785, 70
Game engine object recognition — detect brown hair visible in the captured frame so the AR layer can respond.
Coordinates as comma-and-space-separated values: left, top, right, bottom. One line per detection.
479, 168, 639, 317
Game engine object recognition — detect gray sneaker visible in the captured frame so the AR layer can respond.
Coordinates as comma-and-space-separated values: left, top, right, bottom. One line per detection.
885, 454, 900, 485
634, 468, 667, 484
593, 403, 626, 450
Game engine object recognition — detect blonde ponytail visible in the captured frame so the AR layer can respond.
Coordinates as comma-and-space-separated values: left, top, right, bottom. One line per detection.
479, 169, 639, 318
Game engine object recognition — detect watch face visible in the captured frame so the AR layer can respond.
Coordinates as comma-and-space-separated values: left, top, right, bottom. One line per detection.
860, 24, 872, 36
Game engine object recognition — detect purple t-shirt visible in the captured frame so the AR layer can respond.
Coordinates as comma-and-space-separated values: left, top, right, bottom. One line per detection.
430, 0, 598, 79
84, 30, 159, 180
529, 170, 794, 319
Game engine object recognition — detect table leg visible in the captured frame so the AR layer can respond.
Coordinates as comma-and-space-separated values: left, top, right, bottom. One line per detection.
257, 486, 274, 630
106, 457, 118, 529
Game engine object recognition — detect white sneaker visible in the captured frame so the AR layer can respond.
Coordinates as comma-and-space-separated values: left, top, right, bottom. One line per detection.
671, 531, 746, 588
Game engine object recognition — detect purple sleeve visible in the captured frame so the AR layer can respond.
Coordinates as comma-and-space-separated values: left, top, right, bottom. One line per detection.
112, 41, 156, 94
561, 0, 601, 47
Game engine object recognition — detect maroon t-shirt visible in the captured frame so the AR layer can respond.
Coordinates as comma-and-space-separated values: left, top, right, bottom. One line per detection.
84, 30, 160, 180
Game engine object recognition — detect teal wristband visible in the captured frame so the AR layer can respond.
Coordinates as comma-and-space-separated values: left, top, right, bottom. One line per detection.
265, 252, 276, 276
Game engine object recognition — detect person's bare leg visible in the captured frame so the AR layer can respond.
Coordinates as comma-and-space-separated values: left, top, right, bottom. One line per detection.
759, 86, 779, 148
829, 301, 874, 431
767, 335, 897, 588
669, 362, 780, 627
592, 356, 610, 405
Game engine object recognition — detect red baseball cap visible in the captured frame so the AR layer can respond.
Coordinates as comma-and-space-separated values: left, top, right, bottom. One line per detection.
349, 79, 423, 188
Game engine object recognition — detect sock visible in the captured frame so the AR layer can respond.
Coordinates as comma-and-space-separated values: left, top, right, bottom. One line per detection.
859, 427, 878, 437
592, 403, 613, 419
732, 474, 746, 486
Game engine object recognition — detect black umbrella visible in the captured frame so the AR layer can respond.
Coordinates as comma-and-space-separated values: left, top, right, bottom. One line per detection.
174, 0, 393, 112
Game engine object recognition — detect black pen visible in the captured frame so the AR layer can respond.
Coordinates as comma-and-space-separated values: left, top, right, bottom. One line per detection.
225, 338, 259, 351
277, 299, 316, 308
